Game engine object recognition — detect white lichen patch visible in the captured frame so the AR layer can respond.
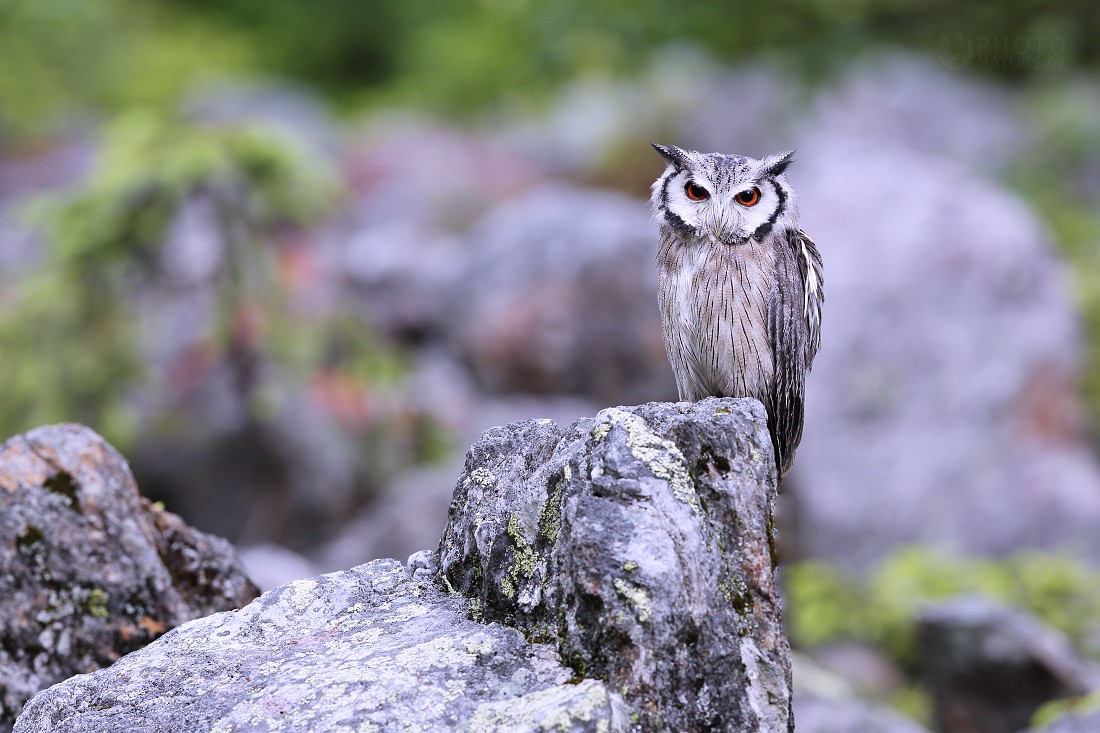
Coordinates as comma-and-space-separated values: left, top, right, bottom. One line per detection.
466, 679, 614, 731
612, 578, 652, 623
379, 602, 434, 625
390, 631, 494, 672
469, 467, 497, 488
282, 579, 321, 613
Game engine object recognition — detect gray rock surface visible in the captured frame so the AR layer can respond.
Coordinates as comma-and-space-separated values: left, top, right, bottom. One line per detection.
792, 651, 931, 733
789, 127, 1100, 569
0, 423, 258, 731
793, 696, 932, 733
438, 397, 791, 732
15, 559, 627, 733
917, 596, 1100, 733
446, 184, 676, 406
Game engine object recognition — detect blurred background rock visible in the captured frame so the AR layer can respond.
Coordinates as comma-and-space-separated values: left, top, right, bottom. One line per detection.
2, 2, 1100, 729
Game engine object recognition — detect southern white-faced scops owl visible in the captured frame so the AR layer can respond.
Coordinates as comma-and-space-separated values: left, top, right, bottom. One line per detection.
650, 144, 824, 477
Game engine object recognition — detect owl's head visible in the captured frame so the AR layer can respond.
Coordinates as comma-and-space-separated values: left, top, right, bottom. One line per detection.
650, 144, 799, 246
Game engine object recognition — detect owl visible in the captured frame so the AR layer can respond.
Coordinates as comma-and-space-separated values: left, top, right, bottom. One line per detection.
650, 144, 823, 477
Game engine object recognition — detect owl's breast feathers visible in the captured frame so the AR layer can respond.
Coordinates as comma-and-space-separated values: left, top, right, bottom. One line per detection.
658, 227, 823, 476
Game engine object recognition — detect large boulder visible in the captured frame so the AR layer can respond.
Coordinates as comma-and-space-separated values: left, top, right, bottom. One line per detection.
917, 596, 1100, 733
789, 126, 1100, 569
0, 424, 258, 731
15, 559, 627, 733
446, 185, 676, 407
438, 397, 791, 732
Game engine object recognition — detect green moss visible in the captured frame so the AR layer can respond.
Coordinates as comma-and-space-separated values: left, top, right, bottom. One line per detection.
86, 588, 110, 619
888, 685, 933, 726
786, 547, 1100, 670
504, 513, 541, 602
539, 479, 565, 543
1031, 691, 1100, 730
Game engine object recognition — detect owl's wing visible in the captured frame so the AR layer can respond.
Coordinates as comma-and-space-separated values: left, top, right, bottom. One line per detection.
767, 228, 824, 477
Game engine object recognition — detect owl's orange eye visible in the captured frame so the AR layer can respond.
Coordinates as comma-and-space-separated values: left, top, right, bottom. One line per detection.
685, 181, 710, 201
735, 187, 761, 206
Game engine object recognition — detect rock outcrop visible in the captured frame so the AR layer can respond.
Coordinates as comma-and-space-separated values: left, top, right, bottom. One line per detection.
0, 424, 258, 731
16, 399, 792, 732
437, 397, 790, 732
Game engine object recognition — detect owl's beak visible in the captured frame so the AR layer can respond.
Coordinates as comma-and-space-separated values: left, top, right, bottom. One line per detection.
706, 206, 741, 245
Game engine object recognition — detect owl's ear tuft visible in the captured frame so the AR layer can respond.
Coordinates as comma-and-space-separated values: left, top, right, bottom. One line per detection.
652, 143, 690, 170
763, 150, 796, 176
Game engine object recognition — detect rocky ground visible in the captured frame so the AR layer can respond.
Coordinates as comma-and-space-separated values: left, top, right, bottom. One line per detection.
3, 50, 1100, 732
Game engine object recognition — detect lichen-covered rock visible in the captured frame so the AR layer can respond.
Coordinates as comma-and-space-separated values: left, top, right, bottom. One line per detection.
15, 559, 628, 733
0, 424, 258, 731
917, 596, 1100, 733
437, 397, 791, 732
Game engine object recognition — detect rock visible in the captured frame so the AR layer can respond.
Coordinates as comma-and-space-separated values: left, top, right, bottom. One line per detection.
792, 652, 931, 733
15, 559, 629, 733
506, 47, 799, 185
14, 399, 790, 732
316, 390, 600, 571
788, 126, 1100, 570
0, 423, 258, 731
339, 118, 544, 341
798, 54, 1033, 176
794, 696, 932, 733
807, 642, 905, 698
1026, 707, 1100, 733
437, 397, 792, 732
237, 543, 317, 593
447, 184, 676, 406
917, 596, 1100, 733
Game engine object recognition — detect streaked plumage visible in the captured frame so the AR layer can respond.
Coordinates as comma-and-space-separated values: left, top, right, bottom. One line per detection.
650, 144, 823, 476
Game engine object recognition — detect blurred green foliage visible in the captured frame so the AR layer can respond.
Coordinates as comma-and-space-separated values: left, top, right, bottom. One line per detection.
786, 547, 1100, 670
1014, 83, 1100, 431
1031, 691, 1100, 730
2, 0, 1097, 143
0, 114, 339, 446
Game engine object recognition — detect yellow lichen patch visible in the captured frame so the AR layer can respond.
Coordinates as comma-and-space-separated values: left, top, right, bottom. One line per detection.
600, 409, 701, 516
613, 578, 652, 623
504, 513, 541, 600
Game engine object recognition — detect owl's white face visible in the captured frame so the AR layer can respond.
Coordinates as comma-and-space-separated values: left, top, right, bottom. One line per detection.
650, 145, 799, 246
